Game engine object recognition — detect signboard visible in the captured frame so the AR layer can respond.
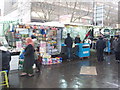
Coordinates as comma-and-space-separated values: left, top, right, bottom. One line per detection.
83, 51, 89, 54
16, 28, 29, 34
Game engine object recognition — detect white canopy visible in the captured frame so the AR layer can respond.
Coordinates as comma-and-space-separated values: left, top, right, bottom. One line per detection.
44, 21, 64, 27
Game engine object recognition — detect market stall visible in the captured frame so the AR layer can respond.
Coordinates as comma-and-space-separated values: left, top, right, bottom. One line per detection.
62, 23, 93, 42
14, 22, 64, 68
61, 23, 92, 59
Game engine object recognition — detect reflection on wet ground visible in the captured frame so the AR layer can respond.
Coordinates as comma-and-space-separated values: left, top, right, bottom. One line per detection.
9, 53, 119, 88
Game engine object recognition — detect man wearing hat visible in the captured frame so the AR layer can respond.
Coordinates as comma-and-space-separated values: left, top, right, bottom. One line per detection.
96, 36, 106, 62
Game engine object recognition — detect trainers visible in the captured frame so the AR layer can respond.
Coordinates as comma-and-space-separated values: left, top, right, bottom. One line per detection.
67, 59, 71, 61
117, 60, 120, 63
35, 70, 40, 73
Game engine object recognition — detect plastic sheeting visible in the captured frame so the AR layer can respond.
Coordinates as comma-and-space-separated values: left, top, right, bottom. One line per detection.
62, 25, 91, 41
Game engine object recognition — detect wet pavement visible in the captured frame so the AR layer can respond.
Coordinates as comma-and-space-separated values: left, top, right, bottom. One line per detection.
8, 52, 119, 88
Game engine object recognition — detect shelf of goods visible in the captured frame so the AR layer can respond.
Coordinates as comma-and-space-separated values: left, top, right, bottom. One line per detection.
16, 24, 63, 66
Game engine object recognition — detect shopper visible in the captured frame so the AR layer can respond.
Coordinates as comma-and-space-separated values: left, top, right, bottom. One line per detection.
64, 33, 73, 61
20, 37, 35, 77
96, 36, 106, 62
113, 35, 119, 62
110, 36, 114, 54
0, 46, 11, 76
115, 36, 120, 62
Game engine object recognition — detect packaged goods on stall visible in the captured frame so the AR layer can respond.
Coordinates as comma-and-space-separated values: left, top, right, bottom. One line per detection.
13, 23, 62, 65
42, 57, 62, 65
18, 49, 25, 70
16, 41, 22, 49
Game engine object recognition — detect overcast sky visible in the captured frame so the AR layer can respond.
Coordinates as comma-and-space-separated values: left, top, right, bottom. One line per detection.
0, 0, 120, 10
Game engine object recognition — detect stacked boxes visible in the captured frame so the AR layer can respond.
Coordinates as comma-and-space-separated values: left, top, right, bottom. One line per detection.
42, 57, 62, 65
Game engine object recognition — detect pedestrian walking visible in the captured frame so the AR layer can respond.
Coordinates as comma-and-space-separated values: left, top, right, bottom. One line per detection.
110, 36, 114, 54
96, 36, 106, 62
20, 37, 35, 77
115, 36, 120, 62
113, 35, 119, 61
64, 33, 73, 61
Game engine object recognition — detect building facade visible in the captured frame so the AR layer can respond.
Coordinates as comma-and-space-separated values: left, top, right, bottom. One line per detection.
2, 0, 119, 28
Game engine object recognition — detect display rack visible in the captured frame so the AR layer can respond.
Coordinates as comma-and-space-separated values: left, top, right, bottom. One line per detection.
15, 23, 63, 66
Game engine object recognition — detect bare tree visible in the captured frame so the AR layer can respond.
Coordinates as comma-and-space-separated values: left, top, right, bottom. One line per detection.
32, 1, 93, 23
32, 2, 56, 22
62, 2, 92, 23
104, 5, 118, 28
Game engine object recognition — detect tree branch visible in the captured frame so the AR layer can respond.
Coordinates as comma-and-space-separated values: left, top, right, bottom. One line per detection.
70, 2, 77, 22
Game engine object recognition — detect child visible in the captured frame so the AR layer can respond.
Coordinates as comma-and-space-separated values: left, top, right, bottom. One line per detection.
34, 48, 42, 73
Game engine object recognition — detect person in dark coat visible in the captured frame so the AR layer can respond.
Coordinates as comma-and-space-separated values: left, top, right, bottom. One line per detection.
64, 33, 73, 61
0, 47, 11, 76
110, 36, 114, 53
113, 35, 119, 62
74, 35, 81, 54
116, 36, 120, 62
75, 35, 81, 44
20, 38, 35, 77
96, 36, 106, 62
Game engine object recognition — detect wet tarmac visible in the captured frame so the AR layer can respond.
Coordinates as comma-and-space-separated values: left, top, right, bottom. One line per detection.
8, 52, 119, 88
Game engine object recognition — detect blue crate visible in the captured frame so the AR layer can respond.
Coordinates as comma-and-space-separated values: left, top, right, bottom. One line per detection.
76, 43, 90, 58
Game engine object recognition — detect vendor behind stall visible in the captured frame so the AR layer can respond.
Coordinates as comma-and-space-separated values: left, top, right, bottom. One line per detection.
74, 35, 81, 55
75, 35, 81, 44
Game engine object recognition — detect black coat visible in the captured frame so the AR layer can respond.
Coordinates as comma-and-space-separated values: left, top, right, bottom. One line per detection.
75, 37, 81, 44
96, 39, 106, 50
23, 44, 35, 69
116, 38, 120, 52
0, 50, 11, 70
64, 36, 73, 48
